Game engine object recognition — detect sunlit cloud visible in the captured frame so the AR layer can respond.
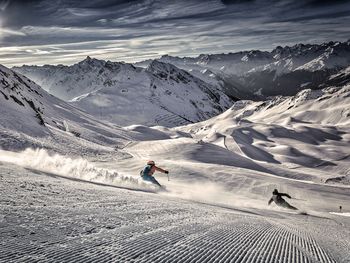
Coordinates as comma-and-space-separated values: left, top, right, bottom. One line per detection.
0, 0, 9, 11
0, 28, 26, 37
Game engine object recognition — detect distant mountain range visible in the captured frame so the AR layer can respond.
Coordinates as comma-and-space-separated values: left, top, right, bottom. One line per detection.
12, 40, 350, 127
137, 40, 350, 98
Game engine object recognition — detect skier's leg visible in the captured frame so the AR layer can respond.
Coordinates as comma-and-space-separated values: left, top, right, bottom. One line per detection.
281, 200, 298, 210
142, 175, 152, 183
285, 203, 298, 210
150, 176, 162, 187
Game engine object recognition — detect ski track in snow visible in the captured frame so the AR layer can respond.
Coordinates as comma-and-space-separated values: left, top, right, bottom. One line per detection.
1, 163, 349, 263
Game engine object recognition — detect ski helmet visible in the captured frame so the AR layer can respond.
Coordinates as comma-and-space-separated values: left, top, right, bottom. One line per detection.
273, 189, 278, 194
147, 160, 155, 165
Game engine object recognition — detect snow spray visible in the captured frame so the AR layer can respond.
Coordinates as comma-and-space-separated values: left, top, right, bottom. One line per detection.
0, 148, 156, 191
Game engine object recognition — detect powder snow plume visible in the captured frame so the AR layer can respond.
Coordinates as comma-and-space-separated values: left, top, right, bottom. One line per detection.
0, 148, 156, 191
0, 149, 273, 210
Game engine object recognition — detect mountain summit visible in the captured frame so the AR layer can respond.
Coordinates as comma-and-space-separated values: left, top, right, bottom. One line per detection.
14, 59, 234, 127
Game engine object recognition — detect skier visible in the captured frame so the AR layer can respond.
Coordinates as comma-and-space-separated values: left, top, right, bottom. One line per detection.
140, 160, 169, 188
268, 189, 298, 210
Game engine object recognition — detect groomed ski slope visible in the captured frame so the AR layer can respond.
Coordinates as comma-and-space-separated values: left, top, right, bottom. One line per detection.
1, 158, 350, 263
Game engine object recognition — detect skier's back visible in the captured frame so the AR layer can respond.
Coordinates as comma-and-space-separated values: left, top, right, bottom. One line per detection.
268, 189, 297, 210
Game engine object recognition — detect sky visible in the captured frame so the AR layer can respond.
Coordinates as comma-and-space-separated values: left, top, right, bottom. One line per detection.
0, 0, 349, 67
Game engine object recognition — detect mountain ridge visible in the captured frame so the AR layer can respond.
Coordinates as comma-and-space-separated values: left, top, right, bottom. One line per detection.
14, 58, 234, 127
136, 40, 350, 98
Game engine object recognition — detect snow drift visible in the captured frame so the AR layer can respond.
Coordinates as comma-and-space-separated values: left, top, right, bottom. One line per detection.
174, 85, 350, 185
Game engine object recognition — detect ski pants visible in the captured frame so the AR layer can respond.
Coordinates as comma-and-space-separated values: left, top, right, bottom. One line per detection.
277, 200, 298, 210
142, 175, 161, 187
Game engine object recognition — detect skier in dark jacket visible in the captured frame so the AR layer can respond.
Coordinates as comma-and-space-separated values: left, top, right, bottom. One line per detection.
140, 160, 168, 187
268, 189, 298, 210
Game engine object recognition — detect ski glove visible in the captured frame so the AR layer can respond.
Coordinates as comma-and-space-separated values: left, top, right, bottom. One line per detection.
165, 170, 169, 174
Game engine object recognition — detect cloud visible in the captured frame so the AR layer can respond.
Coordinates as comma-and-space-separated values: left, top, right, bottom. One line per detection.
220, 0, 255, 5
0, 28, 26, 38
305, 0, 350, 6
0, 0, 349, 66
0, 0, 10, 11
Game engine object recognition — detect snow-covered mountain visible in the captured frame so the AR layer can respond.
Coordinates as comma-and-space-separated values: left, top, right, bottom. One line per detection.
0, 64, 140, 153
14, 58, 234, 127
157, 50, 273, 77
137, 40, 350, 98
323, 65, 350, 88
14, 41, 350, 126
13, 57, 141, 101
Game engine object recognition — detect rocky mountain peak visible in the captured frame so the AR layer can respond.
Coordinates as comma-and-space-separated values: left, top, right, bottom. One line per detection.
147, 60, 193, 84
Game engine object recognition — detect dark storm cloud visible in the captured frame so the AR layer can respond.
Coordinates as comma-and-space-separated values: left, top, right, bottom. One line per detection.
2, 0, 130, 27
3, 0, 349, 27
0, 0, 349, 66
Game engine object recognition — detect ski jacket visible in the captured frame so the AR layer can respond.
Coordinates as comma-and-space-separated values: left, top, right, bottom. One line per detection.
141, 164, 167, 177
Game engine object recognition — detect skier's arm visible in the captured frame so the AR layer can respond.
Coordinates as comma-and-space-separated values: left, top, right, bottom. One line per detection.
154, 166, 169, 174
280, 193, 291, 198
268, 198, 273, 205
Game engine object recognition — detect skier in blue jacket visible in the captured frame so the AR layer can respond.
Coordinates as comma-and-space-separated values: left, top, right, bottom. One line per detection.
140, 160, 169, 187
